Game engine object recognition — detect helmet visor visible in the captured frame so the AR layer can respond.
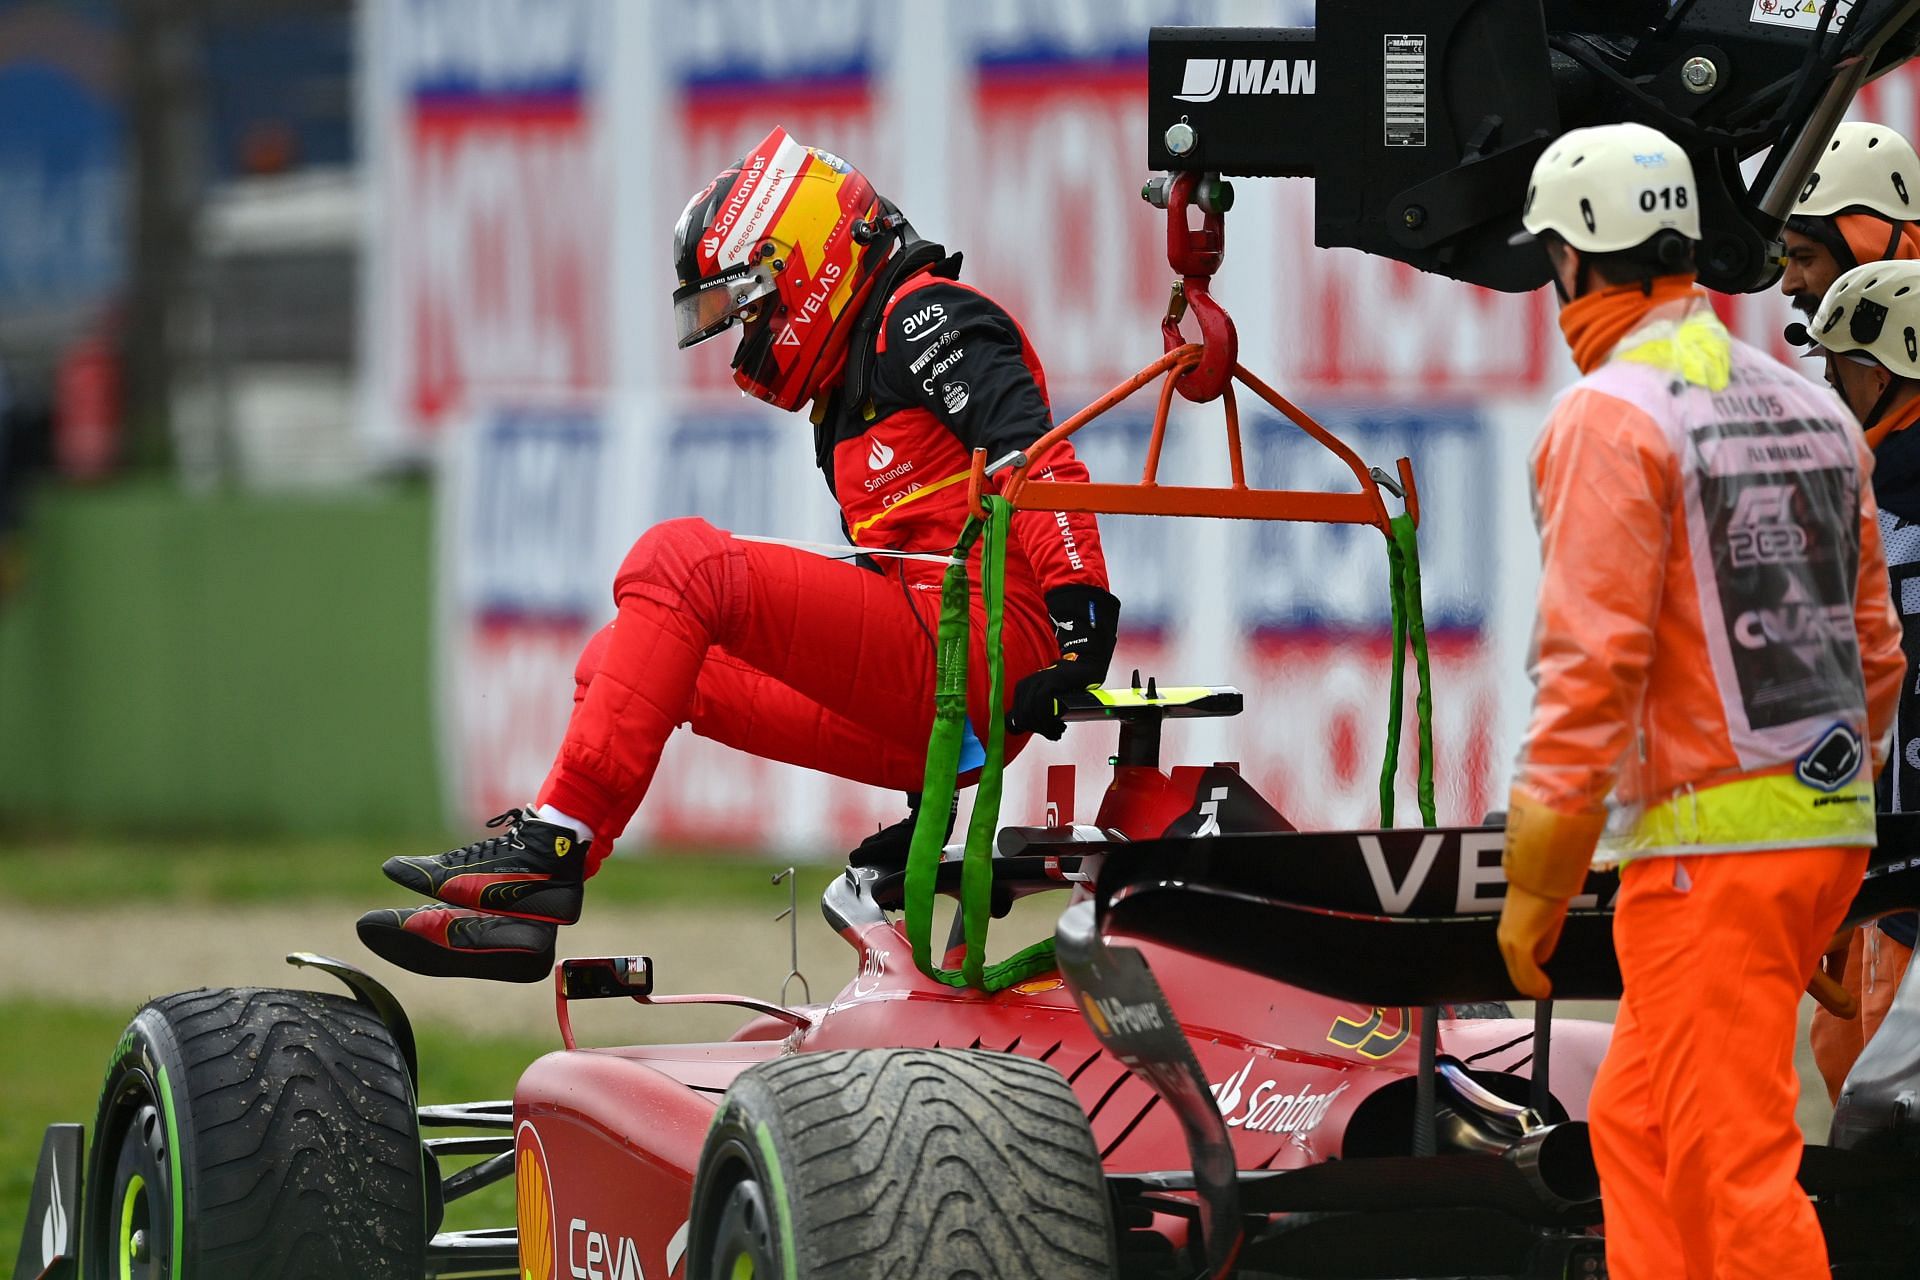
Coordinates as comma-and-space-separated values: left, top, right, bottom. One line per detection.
672, 262, 777, 349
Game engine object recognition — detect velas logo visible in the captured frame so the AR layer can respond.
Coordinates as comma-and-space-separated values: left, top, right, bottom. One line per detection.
517, 1121, 556, 1280
1210, 1058, 1350, 1140
1175, 56, 1316, 102
867, 438, 895, 470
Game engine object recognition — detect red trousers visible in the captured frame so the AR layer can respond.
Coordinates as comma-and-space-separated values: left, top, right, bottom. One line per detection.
1589, 847, 1867, 1280
536, 518, 1056, 870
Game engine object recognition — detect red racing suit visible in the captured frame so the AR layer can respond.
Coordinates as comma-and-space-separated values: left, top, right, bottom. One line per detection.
537, 248, 1109, 867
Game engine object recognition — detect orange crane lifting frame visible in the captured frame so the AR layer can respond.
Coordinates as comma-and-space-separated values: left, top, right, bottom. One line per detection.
906, 171, 1440, 1003
947, 168, 1438, 842
962, 170, 1421, 539
965, 344, 1420, 534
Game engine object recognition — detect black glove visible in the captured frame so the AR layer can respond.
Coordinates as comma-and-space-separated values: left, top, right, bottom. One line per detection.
1008, 585, 1121, 740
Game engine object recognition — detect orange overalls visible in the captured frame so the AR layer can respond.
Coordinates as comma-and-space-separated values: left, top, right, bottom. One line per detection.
1515, 279, 1905, 1279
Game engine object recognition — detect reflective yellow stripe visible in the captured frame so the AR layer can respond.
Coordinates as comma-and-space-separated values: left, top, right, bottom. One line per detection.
1603, 770, 1877, 858
1617, 311, 1732, 391
848, 469, 972, 537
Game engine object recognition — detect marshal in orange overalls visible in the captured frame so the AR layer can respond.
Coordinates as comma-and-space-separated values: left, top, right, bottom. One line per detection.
1501, 280, 1905, 1279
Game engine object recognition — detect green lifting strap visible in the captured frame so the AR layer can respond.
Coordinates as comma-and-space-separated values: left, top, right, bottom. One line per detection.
904, 495, 1058, 991
1380, 513, 1438, 828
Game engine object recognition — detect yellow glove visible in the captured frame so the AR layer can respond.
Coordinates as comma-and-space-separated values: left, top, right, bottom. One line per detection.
1497, 790, 1607, 999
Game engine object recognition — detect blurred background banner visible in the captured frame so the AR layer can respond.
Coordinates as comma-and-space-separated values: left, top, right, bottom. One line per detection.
2, 0, 1919, 851
386, 0, 1528, 844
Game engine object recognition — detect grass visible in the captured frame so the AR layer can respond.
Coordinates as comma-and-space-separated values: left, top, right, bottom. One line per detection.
0, 998, 559, 1258
0, 836, 855, 1256
0, 833, 842, 910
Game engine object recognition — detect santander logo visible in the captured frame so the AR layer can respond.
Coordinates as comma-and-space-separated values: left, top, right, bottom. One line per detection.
867, 438, 895, 470
1210, 1058, 1349, 1143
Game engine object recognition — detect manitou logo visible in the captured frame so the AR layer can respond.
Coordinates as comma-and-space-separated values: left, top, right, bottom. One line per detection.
1175, 57, 1316, 102
569, 1218, 645, 1280
1210, 1059, 1349, 1139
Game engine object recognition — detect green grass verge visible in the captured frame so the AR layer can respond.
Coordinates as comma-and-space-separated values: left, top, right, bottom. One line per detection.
1, 998, 559, 1258
0, 834, 841, 910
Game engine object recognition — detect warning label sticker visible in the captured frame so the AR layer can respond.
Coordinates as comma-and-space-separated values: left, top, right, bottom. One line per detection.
1749, 0, 1854, 31
1384, 34, 1427, 148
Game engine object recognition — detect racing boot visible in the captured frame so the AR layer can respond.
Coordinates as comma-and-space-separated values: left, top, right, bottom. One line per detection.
356, 905, 555, 983
848, 791, 956, 874
382, 807, 587, 924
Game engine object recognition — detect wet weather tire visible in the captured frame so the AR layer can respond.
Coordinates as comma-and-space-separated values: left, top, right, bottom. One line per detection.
688, 1047, 1118, 1280
82, 987, 425, 1280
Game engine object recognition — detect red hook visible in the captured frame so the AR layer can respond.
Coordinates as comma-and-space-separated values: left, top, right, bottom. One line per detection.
1159, 172, 1237, 403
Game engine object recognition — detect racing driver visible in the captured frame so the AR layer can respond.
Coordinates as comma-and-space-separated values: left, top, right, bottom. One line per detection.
1495, 122, 1904, 1279
357, 126, 1117, 981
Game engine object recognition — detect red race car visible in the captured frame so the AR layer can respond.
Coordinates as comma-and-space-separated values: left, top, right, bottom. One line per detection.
18, 684, 1920, 1280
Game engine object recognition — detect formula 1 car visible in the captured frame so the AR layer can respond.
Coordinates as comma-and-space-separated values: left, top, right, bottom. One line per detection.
17, 682, 1920, 1280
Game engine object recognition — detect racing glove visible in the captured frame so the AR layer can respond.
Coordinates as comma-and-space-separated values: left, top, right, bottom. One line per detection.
1496, 789, 1606, 999
1008, 585, 1121, 741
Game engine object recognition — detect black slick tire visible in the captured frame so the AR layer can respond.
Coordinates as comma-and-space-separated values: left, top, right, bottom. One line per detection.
687, 1047, 1118, 1279
81, 986, 426, 1280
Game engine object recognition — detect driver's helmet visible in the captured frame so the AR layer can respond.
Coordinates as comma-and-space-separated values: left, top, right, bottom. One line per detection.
1794, 121, 1920, 220
1807, 259, 1920, 378
672, 126, 891, 410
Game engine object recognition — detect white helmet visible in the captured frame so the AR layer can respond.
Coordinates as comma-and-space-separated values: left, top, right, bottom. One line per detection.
1809, 259, 1920, 378
1520, 122, 1701, 253
1795, 121, 1920, 220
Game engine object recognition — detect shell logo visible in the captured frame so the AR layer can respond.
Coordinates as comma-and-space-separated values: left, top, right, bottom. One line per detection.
516, 1121, 556, 1280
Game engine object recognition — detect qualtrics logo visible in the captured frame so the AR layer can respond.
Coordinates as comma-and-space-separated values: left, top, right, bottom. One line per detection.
1175, 57, 1317, 102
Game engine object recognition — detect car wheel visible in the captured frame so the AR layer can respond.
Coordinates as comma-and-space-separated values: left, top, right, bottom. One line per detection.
687, 1047, 1118, 1279
82, 987, 426, 1280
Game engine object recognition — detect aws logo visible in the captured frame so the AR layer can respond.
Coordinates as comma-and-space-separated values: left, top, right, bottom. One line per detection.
517, 1122, 556, 1280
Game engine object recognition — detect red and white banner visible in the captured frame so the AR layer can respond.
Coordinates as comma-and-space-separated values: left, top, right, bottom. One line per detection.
362, 0, 612, 454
